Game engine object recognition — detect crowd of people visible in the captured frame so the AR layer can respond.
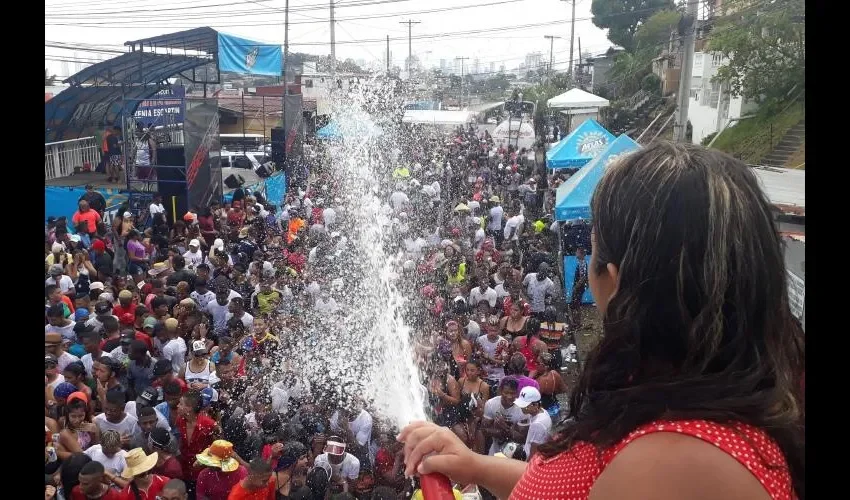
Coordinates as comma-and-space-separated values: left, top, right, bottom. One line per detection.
45, 122, 804, 500
45, 123, 589, 500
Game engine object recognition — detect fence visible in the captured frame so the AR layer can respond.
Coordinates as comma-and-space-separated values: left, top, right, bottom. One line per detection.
45, 137, 100, 181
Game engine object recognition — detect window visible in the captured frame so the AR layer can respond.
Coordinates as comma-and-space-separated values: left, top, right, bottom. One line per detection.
304, 79, 314, 88
712, 54, 723, 67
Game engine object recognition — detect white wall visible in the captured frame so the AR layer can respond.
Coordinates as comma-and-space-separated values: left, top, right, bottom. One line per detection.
687, 52, 758, 144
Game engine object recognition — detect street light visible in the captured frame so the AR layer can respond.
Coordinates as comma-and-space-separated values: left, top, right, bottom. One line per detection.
543, 35, 562, 75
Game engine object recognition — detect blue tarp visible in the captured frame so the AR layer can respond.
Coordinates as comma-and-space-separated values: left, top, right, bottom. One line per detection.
316, 120, 383, 140
45, 186, 128, 227
223, 171, 287, 207
546, 119, 615, 169
554, 134, 642, 221
564, 255, 594, 304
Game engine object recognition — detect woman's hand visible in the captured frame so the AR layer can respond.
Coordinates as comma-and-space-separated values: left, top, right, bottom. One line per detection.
398, 421, 480, 485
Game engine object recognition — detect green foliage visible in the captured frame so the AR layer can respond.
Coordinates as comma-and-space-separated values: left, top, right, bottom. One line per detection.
709, 100, 804, 163
591, 0, 674, 51
707, 0, 805, 104
641, 73, 662, 94
634, 9, 681, 50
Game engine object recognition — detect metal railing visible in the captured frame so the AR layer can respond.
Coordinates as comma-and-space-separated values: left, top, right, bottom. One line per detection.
45, 137, 100, 181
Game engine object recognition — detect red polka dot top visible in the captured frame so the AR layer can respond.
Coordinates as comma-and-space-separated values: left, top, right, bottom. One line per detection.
509, 419, 795, 500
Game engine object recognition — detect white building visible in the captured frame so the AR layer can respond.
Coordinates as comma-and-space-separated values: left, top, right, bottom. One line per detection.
300, 62, 369, 115
687, 51, 758, 144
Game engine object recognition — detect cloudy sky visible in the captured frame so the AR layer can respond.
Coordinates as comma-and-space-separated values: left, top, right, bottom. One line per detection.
45, 0, 614, 79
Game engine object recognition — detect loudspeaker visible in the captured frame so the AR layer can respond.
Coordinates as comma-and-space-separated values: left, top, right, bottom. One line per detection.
255, 162, 274, 178
270, 127, 285, 165
224, 173, 246, 189
156, 146, 188, 221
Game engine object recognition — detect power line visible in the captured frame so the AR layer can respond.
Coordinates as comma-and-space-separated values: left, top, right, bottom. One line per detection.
45, 0, 418, 17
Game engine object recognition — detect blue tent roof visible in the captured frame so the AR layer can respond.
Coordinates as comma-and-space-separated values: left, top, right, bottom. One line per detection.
316, 118, 383, 140
554, 134, 641, 221
546, 119, 615, 169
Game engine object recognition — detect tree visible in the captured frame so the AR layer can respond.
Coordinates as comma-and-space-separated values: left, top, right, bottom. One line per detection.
707, 0, 805, 105
634, 9, 681, 52
45, 68, 56, 86
591, 0, 674, 51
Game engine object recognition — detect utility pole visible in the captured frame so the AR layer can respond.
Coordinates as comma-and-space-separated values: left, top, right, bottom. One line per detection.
675, 0, 699, 142
282, 0, 290, 154
543, 35, 561, 76
399, 19, 420, 77
330, 0, 337, 77
386, 35, 390, 73
455, 56, 468, 108
576, 36, 582, 88
562, 0, 576, 78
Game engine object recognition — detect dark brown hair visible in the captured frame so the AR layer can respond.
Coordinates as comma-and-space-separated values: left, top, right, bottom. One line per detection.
539, 142, 805, 498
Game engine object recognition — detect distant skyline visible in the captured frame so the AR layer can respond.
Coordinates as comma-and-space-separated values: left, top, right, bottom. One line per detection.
45, 0, 614, 79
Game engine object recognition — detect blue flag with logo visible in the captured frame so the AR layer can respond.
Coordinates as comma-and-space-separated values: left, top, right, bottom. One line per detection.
546, 119, 615, 169
217, 33, 282, 76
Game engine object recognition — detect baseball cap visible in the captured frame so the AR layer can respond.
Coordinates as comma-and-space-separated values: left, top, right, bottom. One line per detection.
136, 387, 159, 408
89, 281, 105, 291
119, 330, 135, 345
514, 386, 542, 409
118, 290, 133, 300
100, 292, 114, 304
212, 238, 224, 251
45, 332, 62, 346
51, 243, 64, 253
53, 382, 77, 400
45, 354, 59, 365
74, 308, 90, 321
189, 239, 200, 248
123, 211, 133, 218
91, 239, 106, 252
49, 264, 64, 276
95, 302, 113, 315
143, 317, 158, 331
192, 340, 208, 355
153, 359, 173, 377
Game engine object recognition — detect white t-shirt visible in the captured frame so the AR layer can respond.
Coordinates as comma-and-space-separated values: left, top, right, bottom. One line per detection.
191, 290, 217, 311
81, 352, 113, 378
204, 300, 231, 334
474, 228, 486, 250
124, 401, 171, 431
149, 203, 166, 216
94, 412, 142, 443
161, 337, 187, 374
483, 396, 526, 455
315, 453, 361, 480
523, 410, 553, 458
523, 274, 556, 313
463, 320, 481, 343
504, 214, 525, 241
330, 409, 374, 447
84, 445, 127, 476
314, 297, 340, 316
57, 351, 81, 372
469, 287, 498, 309
45, 275, 75, 294
183, 250, 204, 270
323, 207, 337, 228
389, 191, 409, 211
488, 206, 504, 231
46, 321, 77, 343
493, 283, 511, 299
476, 334, 508, 382
225, 311, 254, 330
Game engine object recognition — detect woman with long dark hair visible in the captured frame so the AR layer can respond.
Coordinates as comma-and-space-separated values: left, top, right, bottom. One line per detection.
400, 142, 805, 499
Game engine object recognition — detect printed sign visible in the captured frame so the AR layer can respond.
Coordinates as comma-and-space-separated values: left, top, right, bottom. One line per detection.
134, 86, 185, 124
786, 270, 805, 321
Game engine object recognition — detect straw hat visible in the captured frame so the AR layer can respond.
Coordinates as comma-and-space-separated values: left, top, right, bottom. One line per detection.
148, 262, 169, 276
454, 203, 470, 212
196, 440, 240, 472
121, 448, 158, 479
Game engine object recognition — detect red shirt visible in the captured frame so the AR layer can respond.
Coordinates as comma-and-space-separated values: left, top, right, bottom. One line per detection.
197, 466, 247, 500
502, 296, 531, 317
152, 377, 188, 393
286, 251, 306, 274
113, 303, 137, 319
153, 455, 184, 481
70, 485, 123, 500
177, 413, 217, 480
99, 332, 152, 352
228, 476, 276, 500
118, 474, 168, 500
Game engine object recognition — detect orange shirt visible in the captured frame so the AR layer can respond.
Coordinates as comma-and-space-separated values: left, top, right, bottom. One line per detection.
61, 295, 76, 314
227, 476, 276, 500
72, 209, 101, 234
287, 218, 305, 243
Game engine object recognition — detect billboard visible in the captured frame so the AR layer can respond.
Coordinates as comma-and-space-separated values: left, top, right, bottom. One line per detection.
133, 86, 185, 125
183, 99, 223, 210
218, 33, 282, 77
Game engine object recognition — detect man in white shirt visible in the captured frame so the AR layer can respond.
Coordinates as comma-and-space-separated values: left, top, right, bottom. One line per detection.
314, 437, 361, 489
469, 277, 498, 309
204, 288, 238, 336
156, 319, 187, 374
389, 188, 409, 212
329, 407, 373, 448
149, 195, 166, 220
183, 239, 204, 270
487, 196, 505, 246
514, 386, 552, 459
523, 262, 557, 314
503, 210, 525, 245
225, 297, 254, 330
94, 391, 143, 445
191, 278, 217, 311
482, 378, 526, 456
46, 264, 76, 297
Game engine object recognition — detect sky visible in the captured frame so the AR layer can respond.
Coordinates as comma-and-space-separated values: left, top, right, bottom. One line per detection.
45, 0, 614, 80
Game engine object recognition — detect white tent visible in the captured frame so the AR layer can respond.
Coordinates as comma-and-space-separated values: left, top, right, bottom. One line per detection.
547, 88, 610, 111
492, 119, 536, 150
402, 110, 474, 126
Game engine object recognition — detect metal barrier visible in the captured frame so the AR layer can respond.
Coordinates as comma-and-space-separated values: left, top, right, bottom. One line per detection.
45, 137, 100, 180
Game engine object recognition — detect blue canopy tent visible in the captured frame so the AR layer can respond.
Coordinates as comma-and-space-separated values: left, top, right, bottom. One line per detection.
316, 119, 383, 140
546, 119, 615, 169
557, 134, 642, 304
